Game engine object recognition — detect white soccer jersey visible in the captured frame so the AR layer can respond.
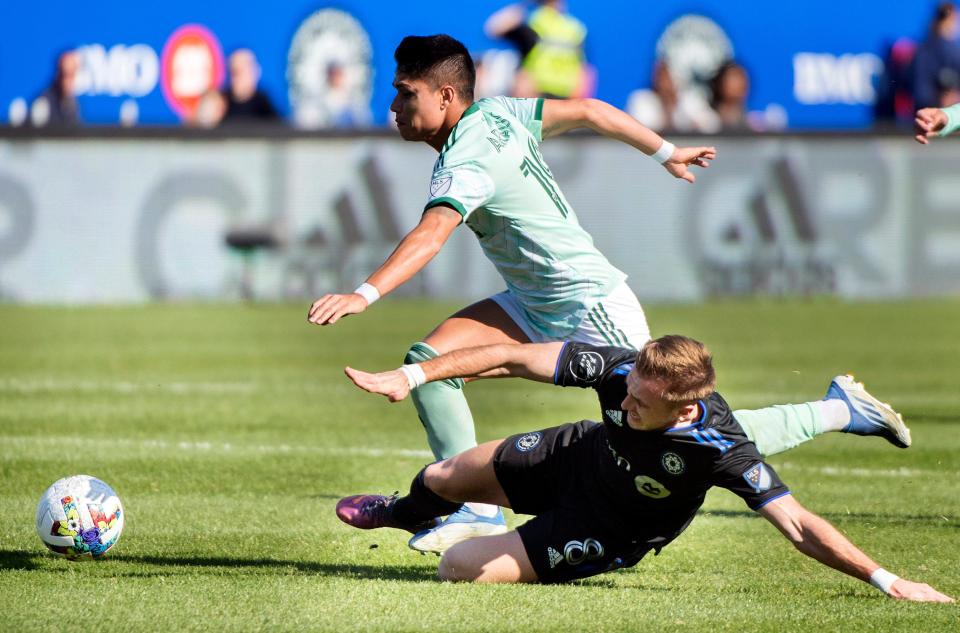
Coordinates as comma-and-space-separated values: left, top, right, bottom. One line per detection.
425, 96, 627, 339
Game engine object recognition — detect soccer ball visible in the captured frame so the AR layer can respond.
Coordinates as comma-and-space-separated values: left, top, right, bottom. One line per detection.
35, 475, 124, 560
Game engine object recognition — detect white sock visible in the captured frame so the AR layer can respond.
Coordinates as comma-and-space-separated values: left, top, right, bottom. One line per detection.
464, 502, 500, 518
814, 399, 851, 432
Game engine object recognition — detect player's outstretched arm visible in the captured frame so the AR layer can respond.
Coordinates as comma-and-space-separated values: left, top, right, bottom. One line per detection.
307, 206, 461, 326
539, 98, 716, 183
345, 342, 564, 402
915, 103, 960, 144
914, 107, 948, 144
759, 494, 954, 602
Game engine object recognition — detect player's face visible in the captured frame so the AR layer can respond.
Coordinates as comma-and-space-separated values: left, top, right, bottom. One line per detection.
390, 75, 446, 142
621, 370, 690, 431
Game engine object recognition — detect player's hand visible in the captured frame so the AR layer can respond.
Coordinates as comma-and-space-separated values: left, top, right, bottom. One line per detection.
914, 108, 948, 144
344, 367, 411, 402
662, 146, 717, 183
887, 578, 954, 602
307, 293, 368, 325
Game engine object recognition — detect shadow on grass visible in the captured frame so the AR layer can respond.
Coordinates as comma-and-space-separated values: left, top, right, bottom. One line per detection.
702, 509, 957, 527
0, 548, 439, 582
0, 549, 43, 570
110, 553, 439, 582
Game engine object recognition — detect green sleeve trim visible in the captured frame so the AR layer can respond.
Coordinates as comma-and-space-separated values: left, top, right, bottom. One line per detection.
534, 98, 544, 121
425, 197, 468, 219
940, 103, 960, 137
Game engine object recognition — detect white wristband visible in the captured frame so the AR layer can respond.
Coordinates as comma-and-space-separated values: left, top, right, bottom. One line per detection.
399, 364, 427, 389
869, 568, 899, 594
651, 139, 675, 164
353, 283, 380, 305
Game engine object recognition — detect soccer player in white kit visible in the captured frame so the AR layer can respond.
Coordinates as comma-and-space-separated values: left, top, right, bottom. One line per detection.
309, 34, 716, 545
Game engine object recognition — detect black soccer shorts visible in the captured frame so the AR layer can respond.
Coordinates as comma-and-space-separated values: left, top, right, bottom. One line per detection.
492, 421, 653, 583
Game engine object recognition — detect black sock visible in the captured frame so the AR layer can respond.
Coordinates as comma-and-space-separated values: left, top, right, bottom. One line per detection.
392, 467, 462, 526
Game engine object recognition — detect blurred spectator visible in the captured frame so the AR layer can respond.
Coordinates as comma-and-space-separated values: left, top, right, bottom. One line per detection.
473, 49, 522, 99
31, 50, 81, 127
187, 89, 227, 128
708, 61, 751, 131
221, 49, 279, 124
484, 1, 591, 98
626, 60, 717, 132
912, 2, 960, 109
323, 62, 370, 128
874, 38, 917, 128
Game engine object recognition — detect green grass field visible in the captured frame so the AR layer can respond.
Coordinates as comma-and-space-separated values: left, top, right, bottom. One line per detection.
1, 299, 958, 631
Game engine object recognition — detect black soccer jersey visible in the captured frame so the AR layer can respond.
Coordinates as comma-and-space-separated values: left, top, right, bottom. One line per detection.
551, 342, 791, 546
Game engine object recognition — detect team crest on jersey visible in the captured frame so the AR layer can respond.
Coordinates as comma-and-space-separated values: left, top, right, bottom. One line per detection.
634, 475, 671, 499
605, 409, 624, 426
570, 351, 604, 383
430, 176, 452, 197
742, 463, 773, 492
516, 432, 542, 452
661, 452, 685, 475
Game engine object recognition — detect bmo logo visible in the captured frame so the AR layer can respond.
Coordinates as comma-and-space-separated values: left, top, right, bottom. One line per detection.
74, 44, 159, 97
161, 24, 225, 118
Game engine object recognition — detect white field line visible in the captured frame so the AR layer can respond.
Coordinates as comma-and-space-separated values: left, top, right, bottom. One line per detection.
1, 379, 958, 408
1, 435, 954, 477
0, 434, 433, 459
0, 378, 254, 395
774, 461, 938, 478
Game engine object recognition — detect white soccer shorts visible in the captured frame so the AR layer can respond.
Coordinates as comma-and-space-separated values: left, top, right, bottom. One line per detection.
490, 282, 650, 349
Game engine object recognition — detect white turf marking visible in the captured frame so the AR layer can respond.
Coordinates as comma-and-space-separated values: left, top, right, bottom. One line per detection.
0, 435, 952, 476
776, 461, 932, 478
0, 378, 254, 395
0, 435, 433, 459
3, 379, 957, 408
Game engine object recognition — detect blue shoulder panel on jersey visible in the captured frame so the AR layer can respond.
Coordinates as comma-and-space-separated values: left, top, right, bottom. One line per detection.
612, 362, 633, 376
690, 428, 734, 453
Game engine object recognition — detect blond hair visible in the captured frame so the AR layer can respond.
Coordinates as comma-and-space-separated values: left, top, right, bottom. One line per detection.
635, 335, 716, 402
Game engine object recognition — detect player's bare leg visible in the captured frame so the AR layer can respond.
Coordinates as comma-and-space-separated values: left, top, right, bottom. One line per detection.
438, 530, 538, 583
423, 298, 531, 358
404, 299, 529, 551
407, 298, 530, 459
422, 439, 510, 507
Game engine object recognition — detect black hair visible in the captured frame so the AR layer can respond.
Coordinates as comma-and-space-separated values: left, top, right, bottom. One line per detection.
394, 34, 475, 102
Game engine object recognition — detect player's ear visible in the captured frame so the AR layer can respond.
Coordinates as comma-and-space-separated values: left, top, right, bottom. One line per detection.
439, 85, 457, 110
676, 401, 698, 420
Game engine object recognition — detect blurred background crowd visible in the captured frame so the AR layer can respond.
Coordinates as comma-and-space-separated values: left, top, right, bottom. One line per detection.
10, 0, 960, 133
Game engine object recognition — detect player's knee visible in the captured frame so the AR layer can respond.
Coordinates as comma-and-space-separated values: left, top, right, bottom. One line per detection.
403, 341, 437, 365
422, 462, 448, 495
438, 544, 481, 582
404, 342, 464, 390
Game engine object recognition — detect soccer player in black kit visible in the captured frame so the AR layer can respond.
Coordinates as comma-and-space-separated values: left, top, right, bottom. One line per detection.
336, 336, 951, 601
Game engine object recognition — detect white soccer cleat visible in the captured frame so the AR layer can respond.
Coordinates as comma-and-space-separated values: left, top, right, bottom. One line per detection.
824, 374, 912, 448
407, 504, 508, 555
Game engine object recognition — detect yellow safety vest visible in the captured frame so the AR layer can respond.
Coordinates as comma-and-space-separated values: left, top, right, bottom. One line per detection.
524, 6, 587, 98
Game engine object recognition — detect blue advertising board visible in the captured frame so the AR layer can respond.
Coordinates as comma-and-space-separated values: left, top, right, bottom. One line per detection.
1, 1, 945, 129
